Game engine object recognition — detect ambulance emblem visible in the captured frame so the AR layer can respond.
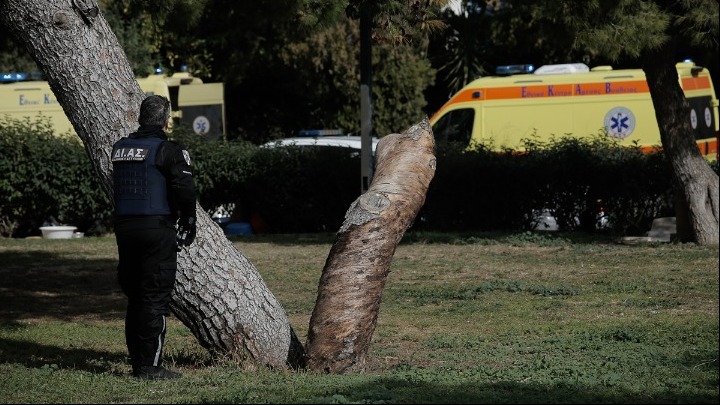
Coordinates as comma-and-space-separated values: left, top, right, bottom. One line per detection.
193, 116, 210, 135
604, 107, 635, 139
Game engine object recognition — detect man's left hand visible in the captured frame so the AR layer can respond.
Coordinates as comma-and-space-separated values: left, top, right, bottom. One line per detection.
177, 217, 196, 248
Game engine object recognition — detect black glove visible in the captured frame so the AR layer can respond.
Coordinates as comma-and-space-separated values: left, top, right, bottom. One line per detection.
176, 217, 197, 248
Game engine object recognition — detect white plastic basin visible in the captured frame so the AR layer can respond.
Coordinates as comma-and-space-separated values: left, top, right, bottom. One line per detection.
40, 226, 78, 239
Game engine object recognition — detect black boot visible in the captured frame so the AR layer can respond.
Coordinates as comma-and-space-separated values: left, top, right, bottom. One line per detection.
133, 365, 181, 380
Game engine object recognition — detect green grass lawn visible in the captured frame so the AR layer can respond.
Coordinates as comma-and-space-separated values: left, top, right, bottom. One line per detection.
0, 231, 718, 404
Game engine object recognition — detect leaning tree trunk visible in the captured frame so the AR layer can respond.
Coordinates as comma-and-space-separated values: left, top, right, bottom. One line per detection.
305, 119, 436, 373
1, 0, 303, 368
642, 39, 719, 245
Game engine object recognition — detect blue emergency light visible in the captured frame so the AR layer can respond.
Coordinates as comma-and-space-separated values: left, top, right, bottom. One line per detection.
0, 72, 27, 82
495, 64, 535, 76
297, 129, 344, 137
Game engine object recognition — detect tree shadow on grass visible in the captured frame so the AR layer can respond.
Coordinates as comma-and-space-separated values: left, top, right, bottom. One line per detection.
0, 249, 125, 323
0, 335, 126, 374
320, 376, 718, 404
0, 336, 205, 375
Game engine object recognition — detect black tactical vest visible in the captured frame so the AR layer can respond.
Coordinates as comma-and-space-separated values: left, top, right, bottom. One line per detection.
112, 137, 171, 216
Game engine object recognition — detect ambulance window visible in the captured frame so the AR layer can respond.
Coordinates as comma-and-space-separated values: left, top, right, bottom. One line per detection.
168, 86, 180, 112
687, 96, 715, 140
432, 108, 474, 148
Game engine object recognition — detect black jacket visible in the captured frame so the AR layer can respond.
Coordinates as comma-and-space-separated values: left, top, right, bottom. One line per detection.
112, 125, 196, 220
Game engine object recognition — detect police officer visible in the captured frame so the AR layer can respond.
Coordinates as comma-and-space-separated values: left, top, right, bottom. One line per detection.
111, 94, 197, 380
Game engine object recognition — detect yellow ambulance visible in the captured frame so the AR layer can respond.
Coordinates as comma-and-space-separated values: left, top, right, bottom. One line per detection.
429, 61, 719, 160
138, 71, 226, 140
0, 70, 226, 140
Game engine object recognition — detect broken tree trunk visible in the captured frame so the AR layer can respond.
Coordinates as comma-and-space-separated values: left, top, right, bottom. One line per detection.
304, 118, 436, 373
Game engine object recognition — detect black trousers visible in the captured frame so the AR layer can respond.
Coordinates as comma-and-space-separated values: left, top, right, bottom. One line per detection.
114, 216, 177, 370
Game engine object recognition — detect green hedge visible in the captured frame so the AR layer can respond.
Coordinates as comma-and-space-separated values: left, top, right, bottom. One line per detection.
2, 120, 716, 237
0, 117, 112, 237
172, 130, 365, 233
420, 136, 677, 235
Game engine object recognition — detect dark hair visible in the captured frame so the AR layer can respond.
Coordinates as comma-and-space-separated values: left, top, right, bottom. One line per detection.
138, 95, 171, 126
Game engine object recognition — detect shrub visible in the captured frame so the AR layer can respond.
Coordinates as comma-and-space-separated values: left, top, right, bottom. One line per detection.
241, 145, 364, 233
3, 120, 710, 237
171, 129, 257, 217
419, 133, 677, 234
0, 116, 112, 237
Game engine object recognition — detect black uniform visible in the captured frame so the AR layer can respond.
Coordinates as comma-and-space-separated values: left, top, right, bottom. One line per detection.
111, 125, 196, 374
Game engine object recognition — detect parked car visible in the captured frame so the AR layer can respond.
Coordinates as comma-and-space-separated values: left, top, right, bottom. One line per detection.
261, 132, 379, 155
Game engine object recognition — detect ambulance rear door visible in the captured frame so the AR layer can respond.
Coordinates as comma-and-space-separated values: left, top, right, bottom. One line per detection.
177, 83, 225, 140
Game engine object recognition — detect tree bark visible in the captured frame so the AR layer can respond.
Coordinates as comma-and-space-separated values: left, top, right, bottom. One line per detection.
641, 39, 719, 245
305, 119, 436, 373
1, 0, 303, 368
